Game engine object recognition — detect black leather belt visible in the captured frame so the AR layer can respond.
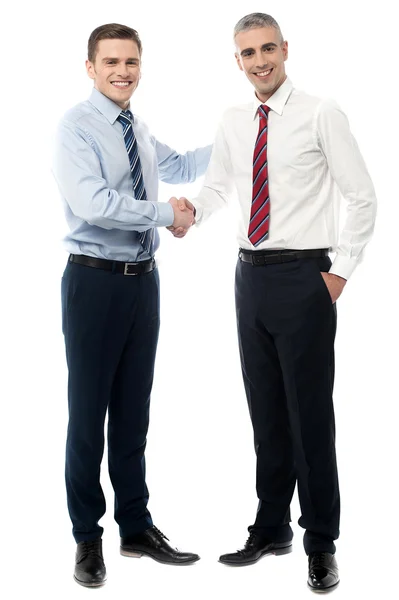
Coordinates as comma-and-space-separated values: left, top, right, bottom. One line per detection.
69, 254, 156, 275
238, 248, 329, 266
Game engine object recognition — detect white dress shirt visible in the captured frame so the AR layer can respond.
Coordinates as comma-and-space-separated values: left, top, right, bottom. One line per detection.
192, 77, 377, 280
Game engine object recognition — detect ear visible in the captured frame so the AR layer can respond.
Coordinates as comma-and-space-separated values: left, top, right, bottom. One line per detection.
282, 41, 289, 62
86, 59, 95, 80
235, 52, 244, 72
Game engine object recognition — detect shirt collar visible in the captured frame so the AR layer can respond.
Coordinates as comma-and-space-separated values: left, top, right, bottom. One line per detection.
252, 76, 293, 119
88, 87, 132, 124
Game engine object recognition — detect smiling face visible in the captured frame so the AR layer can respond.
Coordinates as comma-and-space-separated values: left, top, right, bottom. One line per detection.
86, 38, 141, 109
235, 27, 288, 102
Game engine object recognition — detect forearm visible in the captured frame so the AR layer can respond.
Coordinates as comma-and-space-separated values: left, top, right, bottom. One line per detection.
329, 192, 377, 279
191, 184, 229, 225
72, 185, 173, 231
157, 141, 213, 184
317, 99, 377, 279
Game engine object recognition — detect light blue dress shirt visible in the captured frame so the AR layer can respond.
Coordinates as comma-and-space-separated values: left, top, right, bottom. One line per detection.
52, 87, 212, 262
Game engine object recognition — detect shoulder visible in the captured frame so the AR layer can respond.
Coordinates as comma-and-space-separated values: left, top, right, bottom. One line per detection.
58, 100, 111, 135
295, 88, 343, 113
59, 100, 92, 127
54, 102, 104, 152
215, 103, 253, 133
290, 88, 346, 126
288, 87, 328, 111
221, 102, 253, 121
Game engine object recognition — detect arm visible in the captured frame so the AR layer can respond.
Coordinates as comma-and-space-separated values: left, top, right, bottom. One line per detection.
316, 99, 377, 280
156, 140, 212, 184
190, 120, 235, 224
167, 120, 234, 237
52, 119, 174, 231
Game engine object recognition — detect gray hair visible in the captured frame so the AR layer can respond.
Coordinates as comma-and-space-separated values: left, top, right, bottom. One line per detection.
234, 13, 284, 44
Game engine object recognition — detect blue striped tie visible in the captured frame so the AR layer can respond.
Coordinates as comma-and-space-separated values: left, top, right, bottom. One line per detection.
117, 109, 153, 253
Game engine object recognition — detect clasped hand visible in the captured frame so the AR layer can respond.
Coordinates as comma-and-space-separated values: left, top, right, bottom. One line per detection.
167, 197, 195, 238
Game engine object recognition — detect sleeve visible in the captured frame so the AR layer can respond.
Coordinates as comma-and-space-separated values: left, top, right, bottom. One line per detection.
316, 99, 377, 279
190, 120, 235, 224
52, 119, 174, 231
155, 140, 213, 184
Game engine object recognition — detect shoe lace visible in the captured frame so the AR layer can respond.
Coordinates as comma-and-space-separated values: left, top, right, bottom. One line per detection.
237, 530, 258, 555
80, 539, 102, 560
153, 526, 170, 542
310, 552, 327, 568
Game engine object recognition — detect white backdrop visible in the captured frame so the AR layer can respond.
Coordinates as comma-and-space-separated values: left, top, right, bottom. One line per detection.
1, 0, 398, 598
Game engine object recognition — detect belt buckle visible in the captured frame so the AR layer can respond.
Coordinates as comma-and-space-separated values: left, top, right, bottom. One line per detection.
124, 262, 138, 276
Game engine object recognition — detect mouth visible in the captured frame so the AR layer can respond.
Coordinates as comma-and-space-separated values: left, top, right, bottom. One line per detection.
253, 68, 273, 80
111, 81, 132, 89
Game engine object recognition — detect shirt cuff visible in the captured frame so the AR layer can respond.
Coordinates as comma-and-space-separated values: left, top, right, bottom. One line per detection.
157, 202, 174, 227
329, 254, 358, 280
191, 200, 203, 225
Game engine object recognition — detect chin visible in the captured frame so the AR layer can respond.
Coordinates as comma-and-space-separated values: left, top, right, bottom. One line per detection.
261, 84, 274, 94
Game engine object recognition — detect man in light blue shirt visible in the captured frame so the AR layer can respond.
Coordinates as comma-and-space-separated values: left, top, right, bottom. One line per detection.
52, 22, 211, 587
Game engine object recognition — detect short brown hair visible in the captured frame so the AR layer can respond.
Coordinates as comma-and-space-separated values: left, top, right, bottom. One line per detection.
88, 23, 142, 63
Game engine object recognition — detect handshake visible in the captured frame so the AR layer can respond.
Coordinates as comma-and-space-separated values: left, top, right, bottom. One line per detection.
167, 197, 196, 239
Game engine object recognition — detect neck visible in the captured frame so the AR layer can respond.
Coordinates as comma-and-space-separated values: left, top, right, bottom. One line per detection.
256, 74, 287, 103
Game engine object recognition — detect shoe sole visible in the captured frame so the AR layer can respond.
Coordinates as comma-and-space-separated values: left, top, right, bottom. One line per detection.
73, 575, 106, 587
307, 580, 340, 593
120, 548, 200, 565
219, 543, 293, 567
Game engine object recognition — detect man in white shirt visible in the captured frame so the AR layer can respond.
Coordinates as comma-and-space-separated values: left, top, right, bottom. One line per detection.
169, 12, 376, 592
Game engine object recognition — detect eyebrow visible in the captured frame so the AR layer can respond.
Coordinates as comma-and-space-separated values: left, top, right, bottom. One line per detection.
240, 43, 278, 55
101, 57, 140, 63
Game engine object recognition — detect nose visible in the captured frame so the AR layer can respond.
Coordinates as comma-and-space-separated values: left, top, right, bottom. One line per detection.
255, 50, 268, 69
117, 64, 130, 78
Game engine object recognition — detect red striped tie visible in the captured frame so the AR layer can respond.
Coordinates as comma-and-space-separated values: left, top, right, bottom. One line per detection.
248, 105, 271, 246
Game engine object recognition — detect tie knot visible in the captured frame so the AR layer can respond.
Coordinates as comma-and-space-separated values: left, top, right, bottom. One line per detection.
258, 105, 270, 119
118, 109, 134, 123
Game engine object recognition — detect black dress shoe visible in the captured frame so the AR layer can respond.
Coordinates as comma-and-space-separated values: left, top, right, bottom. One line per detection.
74, 538, 106, 587
308, 552, 339, 592
120, 526, 200, 565
219, 530, 292, 566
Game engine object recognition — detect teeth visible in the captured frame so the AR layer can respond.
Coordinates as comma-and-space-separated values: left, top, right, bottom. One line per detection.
257, 69, 272, 77
112, 82, 130, 87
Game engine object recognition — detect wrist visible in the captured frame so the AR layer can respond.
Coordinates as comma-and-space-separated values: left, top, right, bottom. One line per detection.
330, 273, 347, 283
